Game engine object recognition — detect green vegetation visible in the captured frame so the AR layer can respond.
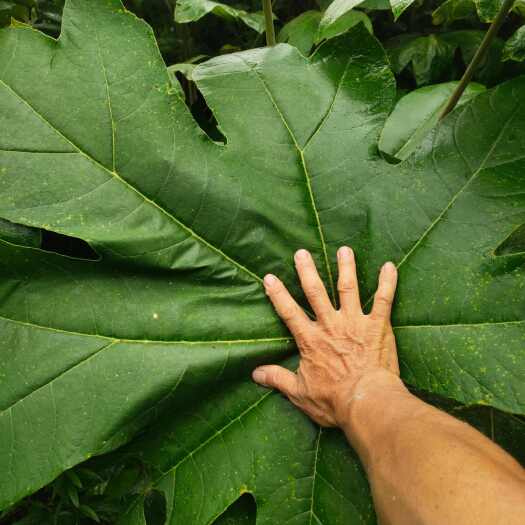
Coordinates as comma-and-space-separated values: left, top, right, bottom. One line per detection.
0, 0, 524, 523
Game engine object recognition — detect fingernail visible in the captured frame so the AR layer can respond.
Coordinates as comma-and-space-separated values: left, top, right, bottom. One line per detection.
338, 246, 352, 260
295, 249, 310, 262
382, 261, 396, 273
252, 368, 267, 385
263, 274, 277, 288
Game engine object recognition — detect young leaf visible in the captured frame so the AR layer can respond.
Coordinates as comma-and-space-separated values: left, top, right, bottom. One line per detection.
503, 25, 525, 61
79, 504, 100, 523
64, 469, 83, 489
315, 8, 372, 42
277, 10, 322, 55
432, 0, 479, 25
1, 0, 524, 520
174, 0, 266, 33
320, 0, 413, 22
168, 62, 196, 80
379, 81, 485, 160
320, 0, 365, 27
66, 484, 79, 508
476, 0, 505, 21
278, 8, 372, 56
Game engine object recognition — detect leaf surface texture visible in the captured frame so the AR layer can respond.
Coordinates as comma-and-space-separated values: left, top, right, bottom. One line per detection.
0, 1, 524, 521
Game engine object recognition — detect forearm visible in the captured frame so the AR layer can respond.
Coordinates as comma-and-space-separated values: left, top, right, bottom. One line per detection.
343, 372, 525, 525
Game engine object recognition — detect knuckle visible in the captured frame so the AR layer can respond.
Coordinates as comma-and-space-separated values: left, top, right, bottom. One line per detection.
293, 326, 310, 343
323, 322, 339, 337
280, 305, 299, 322
374, 293, 392, 306
306, 283, 324, 298
337, 280, 356, 293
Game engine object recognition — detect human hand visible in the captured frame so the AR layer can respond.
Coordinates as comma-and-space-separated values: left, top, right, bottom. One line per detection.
252, 246, 406, 429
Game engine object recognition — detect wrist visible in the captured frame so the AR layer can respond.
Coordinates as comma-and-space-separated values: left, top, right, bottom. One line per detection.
338, 370, 418, 466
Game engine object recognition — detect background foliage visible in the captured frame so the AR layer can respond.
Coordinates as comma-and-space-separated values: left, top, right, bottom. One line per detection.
0, 0, 524, 523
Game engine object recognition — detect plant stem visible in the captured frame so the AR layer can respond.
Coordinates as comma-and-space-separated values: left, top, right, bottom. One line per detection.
439, 0, 514, 120
262, 0, 276, 46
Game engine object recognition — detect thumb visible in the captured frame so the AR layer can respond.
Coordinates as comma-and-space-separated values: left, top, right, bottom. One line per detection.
252, 365, 298, 398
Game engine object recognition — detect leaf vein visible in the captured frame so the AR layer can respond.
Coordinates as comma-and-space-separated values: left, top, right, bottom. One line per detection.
0, 79, 263, 284
235, 56, 335, 301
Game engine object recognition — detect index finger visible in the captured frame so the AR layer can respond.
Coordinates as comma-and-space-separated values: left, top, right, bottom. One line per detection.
263, 274, 313, 338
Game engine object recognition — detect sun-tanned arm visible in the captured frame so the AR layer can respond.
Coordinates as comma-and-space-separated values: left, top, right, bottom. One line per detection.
252, 247, 525, 525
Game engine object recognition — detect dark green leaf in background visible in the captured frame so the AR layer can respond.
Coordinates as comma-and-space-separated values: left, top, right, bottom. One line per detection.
432, 0, 525, 24
277, 10, 322, 55
0, 218, 41, 247
476, 0, 505, 21
277, 7, 372, 56
320, 0, 413, 21
432, 0, 479, 25
0, 0, 33, 27
503, 25, 525, 61
387, 30, 503, 85
174, 0, 266, 33
387, 33, 455, 85
316, 8, 372, 41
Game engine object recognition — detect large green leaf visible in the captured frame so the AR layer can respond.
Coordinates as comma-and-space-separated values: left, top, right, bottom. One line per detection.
1, 0, 525, 520
117, 368, 376, 524
115, 382, 525, 524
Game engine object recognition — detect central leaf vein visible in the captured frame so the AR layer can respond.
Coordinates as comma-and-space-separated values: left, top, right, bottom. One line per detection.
237, 56, 336, 302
